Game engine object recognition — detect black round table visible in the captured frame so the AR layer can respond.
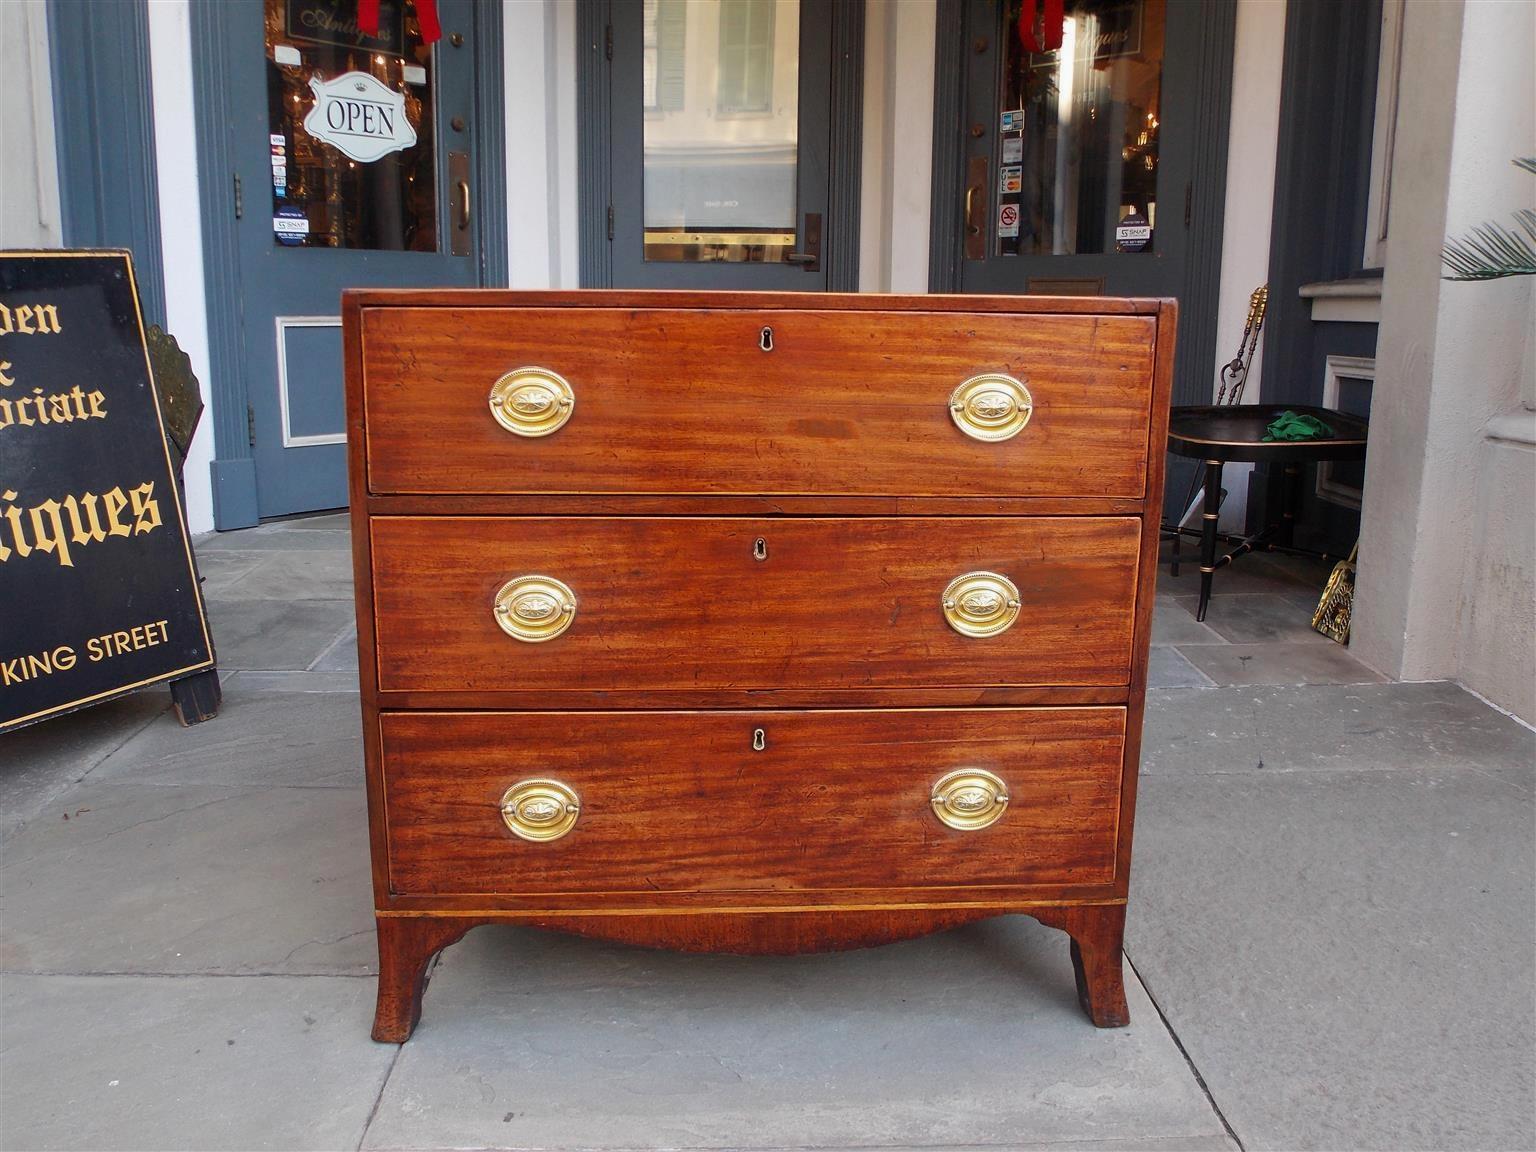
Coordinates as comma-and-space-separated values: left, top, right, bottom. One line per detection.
1166, 404, 1368, 620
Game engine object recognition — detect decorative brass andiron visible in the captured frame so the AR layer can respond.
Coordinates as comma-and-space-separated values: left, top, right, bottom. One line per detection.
1312, 541, 1359, 644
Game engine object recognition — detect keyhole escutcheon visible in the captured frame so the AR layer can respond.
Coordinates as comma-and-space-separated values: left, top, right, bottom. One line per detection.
752, 728, 767, 751
753, 537, 768, 561
759, 326, 774, 352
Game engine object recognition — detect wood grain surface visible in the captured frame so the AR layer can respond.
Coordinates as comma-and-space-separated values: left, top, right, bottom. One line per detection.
361, 308, 1156, 498
381, 708, 1125, 897
369, 515, 1141, 692
342, 291, 1178, 1039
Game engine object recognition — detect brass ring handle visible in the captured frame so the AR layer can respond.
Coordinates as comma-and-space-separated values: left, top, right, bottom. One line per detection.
949, 372, 1033, 442
941, 571, 1021, 638
488, 366, 574, 437
931, 768, 1010, 831
501, 778, 581, 842
493, 575, 577, 643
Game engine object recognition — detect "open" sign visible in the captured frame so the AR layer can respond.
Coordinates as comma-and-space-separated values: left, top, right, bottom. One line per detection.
302, 72, 418, 164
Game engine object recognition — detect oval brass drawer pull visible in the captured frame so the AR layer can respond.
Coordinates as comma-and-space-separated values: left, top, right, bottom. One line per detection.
488, 366, 574, 437
493, 575, 577, 642
501, 778, 581, 841
941, 570, 1021, 637
949, 372, 1033, 442
931, 768, 1010, 831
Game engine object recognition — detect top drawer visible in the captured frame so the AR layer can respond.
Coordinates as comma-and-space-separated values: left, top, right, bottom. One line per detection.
359, 307, 1157, 498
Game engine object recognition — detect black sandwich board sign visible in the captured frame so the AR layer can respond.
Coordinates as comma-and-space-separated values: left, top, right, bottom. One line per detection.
0, 251, 218, 735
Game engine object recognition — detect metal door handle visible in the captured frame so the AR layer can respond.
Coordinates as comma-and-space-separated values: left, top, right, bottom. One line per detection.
964, 156, 988, 260
456, 180, 471, 230
448, 151, 471, 255
784, 211, 821, 271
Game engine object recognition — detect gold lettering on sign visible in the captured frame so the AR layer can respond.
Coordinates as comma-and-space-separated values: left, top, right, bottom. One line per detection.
0, 300, 112, 436
0, 646, 78, 687
0, 384, 109, 434
0, 301, 63, 337
0, 619, 171, 689
0, 481, 163, 567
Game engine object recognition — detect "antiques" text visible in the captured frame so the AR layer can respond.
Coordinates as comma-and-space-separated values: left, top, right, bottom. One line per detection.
0, 481, 164, 567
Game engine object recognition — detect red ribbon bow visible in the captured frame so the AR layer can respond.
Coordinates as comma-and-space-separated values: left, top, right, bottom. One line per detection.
1018, 0, 1065, 54
358, 0, 441, 46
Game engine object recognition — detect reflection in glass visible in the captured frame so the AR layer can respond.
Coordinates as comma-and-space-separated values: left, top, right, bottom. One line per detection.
642, 0, 800, 263
265, 0, 438, 251
996, 0, 1164, 257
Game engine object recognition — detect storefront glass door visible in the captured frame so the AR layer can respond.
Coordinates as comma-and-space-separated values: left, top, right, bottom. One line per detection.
226, 0, 484, 518
606, 0, 834, 289
957, 0, 1199, 298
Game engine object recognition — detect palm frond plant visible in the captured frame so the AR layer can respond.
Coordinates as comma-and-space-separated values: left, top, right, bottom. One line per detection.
1441, 157, 1536, 281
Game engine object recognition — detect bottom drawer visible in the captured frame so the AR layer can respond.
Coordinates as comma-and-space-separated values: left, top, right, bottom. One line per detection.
381, 709, 1126, 897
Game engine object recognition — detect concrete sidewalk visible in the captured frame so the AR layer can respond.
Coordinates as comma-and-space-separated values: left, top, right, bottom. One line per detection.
1, 513, 1532, 1151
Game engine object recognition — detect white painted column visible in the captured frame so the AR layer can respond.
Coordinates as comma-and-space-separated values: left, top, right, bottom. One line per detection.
0, 0, 62, 249
1205, 0, 1287, 530
886, 0, 936, 293
147, 0, 216, 535
1212, 0, 1286, 391
859, 0, 935, 293
503, 0, 578, 289
1351, 0, 1536, 720
857, 0, 892, 292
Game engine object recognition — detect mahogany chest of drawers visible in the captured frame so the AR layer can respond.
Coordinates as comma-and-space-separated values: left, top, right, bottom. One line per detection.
343, 290, 1175, 1041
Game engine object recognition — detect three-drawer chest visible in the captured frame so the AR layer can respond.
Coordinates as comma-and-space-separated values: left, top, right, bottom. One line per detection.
343, 290, 1175, 1042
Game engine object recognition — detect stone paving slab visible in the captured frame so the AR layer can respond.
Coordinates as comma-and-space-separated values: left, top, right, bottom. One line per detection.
221, 670, 362, 694
1140, 681, 1535, 776
86, 690, 362, 789
274, 512, 350, 531
311, 624, 360, 673
203, 598, 355, 671
1175, 593, 1332, 645
0, 973, 392, 1151
1176, 640, 1384, 687
793, 1141, 1239, 1152
1151, 601, 1225, 647
1147, 647, 1216, 689
364, 918, 1227, 1151
1127, 766, 1536, 1151
0, 782, 374, 976
203, 549, 355, 601
1156, 553, 1323, 599
379, 1139, 1239, 1152
0, 691, 168, 838
193, 550, 267, 597
194, 526, 353, 553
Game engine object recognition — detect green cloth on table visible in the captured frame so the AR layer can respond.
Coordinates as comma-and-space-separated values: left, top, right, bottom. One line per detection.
1263, 410, 1334, 442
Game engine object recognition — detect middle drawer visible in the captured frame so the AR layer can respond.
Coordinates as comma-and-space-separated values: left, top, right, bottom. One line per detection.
370, 516, 1140, 693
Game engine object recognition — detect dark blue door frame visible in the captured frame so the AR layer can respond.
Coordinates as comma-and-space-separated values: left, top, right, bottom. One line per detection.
190, 0, 508, 529
47, 0, 167, 329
